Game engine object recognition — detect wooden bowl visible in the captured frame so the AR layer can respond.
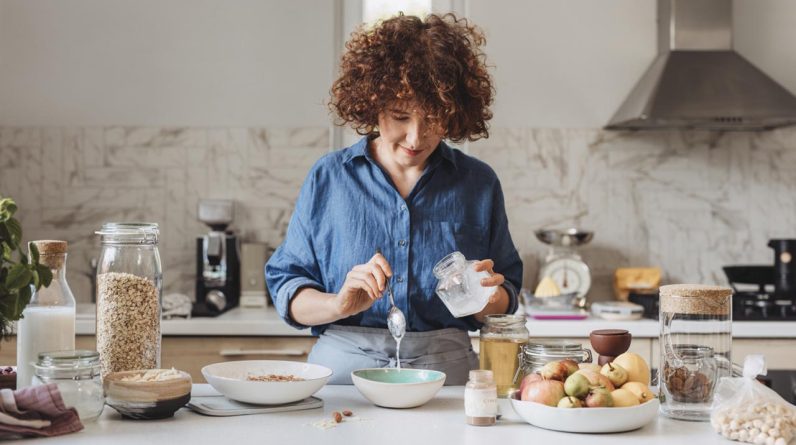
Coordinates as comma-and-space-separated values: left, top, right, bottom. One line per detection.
104, 369, 192, 420
589, 329, 632, 357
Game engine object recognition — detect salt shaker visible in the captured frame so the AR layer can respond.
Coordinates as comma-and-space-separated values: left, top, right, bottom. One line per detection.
465, 370, 497, 426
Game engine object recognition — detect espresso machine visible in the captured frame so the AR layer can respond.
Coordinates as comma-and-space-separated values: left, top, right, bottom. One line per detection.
193, 199, 240, 316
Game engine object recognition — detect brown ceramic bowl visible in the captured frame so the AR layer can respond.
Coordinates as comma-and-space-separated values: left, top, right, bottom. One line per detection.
589, 329, 632, 357
104, 369, 192, 420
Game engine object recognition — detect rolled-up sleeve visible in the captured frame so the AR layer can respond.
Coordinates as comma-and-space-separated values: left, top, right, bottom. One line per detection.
265, 169, 325, 330
489, 178, 523, 316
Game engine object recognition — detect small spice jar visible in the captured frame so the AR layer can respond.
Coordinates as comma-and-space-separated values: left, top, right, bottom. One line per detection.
95, 223, 162, 377
32, 350, 104, 422
479, 314, 529, 397
465, 370, 497, 426
517, 340, 593, 377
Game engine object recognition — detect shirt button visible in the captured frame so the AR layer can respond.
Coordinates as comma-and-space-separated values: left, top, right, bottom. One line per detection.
400, 204, 407, 212
398, 239, 407, 247
396, 276, 405, 283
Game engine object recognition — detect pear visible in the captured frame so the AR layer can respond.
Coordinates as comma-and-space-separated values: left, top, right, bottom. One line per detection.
611, 388, 640, 407
621, 381, 655, 403
612, 352, 650, 385
564, 373, 590, 398
600, 362, 629, 387
539, 361, 569, 382
557, 396, 584, 408
560, 359, 580, 377
585, 387, 614, 408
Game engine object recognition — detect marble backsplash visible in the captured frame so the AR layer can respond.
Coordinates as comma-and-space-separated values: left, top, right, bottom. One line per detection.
2, 125, 795, 303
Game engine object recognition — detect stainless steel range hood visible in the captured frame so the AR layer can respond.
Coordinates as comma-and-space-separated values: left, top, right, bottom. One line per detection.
606, 0, 796, 131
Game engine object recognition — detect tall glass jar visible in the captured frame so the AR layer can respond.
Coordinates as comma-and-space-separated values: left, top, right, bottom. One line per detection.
17, 240, 76, 388
95, 223, 162, 377
479, 314, 529, 397
659, 284, 732, 421
32, 350, 104, 422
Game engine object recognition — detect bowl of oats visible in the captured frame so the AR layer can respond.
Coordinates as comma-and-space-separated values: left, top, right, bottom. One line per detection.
201, 360, 332, 405
104, 368, 192, 420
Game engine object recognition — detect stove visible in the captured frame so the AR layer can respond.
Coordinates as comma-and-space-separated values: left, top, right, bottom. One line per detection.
733, 291, 796, 321
724, 265, 796, 321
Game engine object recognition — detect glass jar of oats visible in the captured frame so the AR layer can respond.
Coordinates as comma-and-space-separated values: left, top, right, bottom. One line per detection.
95, 223, 162, 378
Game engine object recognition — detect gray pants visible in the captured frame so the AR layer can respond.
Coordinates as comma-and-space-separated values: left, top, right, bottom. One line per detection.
308, 325, 479, 385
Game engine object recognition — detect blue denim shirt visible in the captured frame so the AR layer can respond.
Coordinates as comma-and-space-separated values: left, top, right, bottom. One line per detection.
265, 137, 522, 335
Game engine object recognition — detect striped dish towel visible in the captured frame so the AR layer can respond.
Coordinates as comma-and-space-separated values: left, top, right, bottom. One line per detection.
0, 384, 83, 438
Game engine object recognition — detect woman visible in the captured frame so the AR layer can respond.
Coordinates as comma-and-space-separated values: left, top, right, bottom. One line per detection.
265, 13, 522, 385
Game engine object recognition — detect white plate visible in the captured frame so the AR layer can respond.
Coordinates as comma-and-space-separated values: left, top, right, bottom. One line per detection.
510, 395, 660, 433
201, 360, 332, 405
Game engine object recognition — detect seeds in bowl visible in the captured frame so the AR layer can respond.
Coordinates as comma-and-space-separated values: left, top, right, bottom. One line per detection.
121, 368, 183, 382
246, 373, 305, 382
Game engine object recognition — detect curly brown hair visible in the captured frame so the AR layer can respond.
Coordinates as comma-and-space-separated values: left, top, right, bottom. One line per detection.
330, 13, 494, 143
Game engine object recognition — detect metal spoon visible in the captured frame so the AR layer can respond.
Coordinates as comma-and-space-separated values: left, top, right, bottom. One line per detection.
375, 249, 406, 340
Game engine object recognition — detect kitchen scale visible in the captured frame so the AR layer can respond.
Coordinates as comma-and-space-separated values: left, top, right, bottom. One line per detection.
535, 228, 594, 307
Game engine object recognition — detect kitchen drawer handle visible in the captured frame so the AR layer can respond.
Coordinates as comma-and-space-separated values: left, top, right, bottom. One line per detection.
219, 348, 307, 357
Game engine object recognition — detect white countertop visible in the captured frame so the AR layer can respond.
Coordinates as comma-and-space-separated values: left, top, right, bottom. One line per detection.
23, 385, 729, 445
74, 305, 796, 338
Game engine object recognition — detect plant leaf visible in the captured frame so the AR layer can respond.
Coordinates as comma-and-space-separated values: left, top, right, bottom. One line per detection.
35, 264, 53, 288
6, 264, 33, 290
28, 241, 39, 264
6, 218, 21, 246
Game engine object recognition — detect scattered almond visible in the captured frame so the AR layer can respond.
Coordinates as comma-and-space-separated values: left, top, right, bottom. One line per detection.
342, 409, 353, 417
332, 411, 343, 423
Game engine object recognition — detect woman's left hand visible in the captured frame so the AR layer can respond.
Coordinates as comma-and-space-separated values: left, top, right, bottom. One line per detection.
472, 259, 506, 303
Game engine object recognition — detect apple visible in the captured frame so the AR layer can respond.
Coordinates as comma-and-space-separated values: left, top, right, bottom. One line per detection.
519, 372, 543, 395
600, 362, 629, 387
521, 380, 566, 407
585, 387, 614, 408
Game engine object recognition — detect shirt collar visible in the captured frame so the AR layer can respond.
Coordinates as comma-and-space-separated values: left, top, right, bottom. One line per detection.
342, 136, 458, 171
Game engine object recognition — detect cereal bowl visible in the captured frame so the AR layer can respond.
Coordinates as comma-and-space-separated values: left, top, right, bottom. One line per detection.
201, 360, 331, 405
351, 368, 446, 408
104, 369, 192, 420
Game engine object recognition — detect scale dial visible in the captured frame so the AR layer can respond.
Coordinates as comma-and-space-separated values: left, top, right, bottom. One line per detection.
538, 258, 591, 298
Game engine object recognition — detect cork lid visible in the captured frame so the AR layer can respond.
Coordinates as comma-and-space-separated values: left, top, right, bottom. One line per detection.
30, 240, 67, 268
659, 284, 732, 315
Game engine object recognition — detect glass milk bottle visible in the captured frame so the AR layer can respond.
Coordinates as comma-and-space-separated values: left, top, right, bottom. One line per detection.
17, 240, 76, 388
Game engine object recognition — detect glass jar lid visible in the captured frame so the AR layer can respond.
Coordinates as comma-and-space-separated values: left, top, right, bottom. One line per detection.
484, 314, 526, 327
36, 350, 100, 369
96, 222, 159, 245
521, 340, 592, 364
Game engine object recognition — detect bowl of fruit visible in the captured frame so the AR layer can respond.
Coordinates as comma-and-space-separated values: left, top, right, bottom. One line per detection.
510, 353, 659, 433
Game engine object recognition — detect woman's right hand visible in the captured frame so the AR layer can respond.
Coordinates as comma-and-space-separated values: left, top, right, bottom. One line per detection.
331, 253, 393, 319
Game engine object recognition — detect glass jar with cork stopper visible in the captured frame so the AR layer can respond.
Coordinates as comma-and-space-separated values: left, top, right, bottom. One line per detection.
659, 284, 732, 421
16, 240, 76, 388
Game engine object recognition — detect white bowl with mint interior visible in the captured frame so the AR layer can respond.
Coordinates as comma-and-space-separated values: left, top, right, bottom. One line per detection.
351, 368, 446, 408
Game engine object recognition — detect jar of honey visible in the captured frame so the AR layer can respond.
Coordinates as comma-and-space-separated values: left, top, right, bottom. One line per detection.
479, 314, 528, 397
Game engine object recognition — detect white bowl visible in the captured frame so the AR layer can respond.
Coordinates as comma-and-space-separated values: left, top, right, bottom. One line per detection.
351, 368, 446, 409
510, 394, 660, 433
201, 360, 332, 405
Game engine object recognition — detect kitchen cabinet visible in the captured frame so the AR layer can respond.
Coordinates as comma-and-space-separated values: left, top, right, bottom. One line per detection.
0, 336, 318, 383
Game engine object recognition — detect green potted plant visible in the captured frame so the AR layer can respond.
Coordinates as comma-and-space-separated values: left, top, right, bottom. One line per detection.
0, 195, 52, 338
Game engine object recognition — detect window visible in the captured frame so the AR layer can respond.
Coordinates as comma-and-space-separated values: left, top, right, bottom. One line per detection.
363, 0, 432, 26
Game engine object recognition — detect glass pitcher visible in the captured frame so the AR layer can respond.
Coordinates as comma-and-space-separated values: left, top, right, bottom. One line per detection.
659, 284, 732, 421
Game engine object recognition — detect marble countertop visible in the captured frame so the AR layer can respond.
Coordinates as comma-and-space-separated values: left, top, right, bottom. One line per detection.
21, 384, 730, 445
74, 305, 796, 338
